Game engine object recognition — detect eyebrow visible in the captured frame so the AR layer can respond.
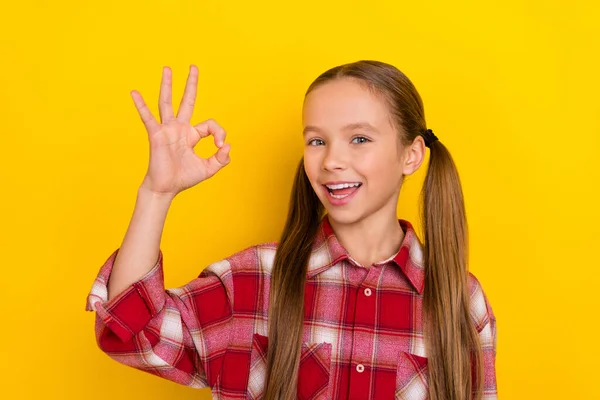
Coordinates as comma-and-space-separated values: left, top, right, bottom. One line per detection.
302, 122, 379, 136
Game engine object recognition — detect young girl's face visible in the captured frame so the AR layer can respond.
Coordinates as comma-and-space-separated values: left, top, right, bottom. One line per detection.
302, 78, 418, 223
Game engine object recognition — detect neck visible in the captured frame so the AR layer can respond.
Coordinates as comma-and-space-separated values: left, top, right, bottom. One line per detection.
327, 209, 405, 268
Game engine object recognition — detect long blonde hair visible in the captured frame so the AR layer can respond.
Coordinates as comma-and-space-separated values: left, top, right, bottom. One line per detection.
264, 60, 484, 400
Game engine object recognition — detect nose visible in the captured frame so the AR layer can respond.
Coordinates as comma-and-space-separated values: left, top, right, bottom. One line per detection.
321, 143, 348, 172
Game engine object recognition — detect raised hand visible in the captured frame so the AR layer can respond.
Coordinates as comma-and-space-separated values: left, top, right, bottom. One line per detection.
131, 65, 231, 197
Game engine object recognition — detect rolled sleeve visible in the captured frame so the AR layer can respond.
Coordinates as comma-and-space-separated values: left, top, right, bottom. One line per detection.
85, 248, 235, 389
86, 249, 166, 343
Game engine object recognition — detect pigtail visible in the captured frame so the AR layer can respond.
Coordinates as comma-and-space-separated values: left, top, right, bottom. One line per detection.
420, 139, 485, 400
264, 157, 324, 400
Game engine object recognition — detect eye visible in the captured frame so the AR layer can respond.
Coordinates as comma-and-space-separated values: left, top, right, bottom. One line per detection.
307, 138, 325, 146
352, 136, 371, 144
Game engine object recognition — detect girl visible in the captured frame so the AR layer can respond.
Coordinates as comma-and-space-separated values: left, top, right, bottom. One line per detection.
86, 61, 497, 400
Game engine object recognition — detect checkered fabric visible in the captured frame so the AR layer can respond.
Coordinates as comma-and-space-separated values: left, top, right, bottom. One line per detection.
86, 215, 497, 399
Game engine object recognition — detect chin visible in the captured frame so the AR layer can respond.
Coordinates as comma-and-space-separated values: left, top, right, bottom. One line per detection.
324, 208, 365, 225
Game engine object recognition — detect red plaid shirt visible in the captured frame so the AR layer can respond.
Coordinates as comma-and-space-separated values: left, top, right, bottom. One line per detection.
86, 216, 498, 399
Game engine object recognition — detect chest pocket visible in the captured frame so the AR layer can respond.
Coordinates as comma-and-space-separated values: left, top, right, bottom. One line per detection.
247, 333, 332, 400
395, 351, 429, 400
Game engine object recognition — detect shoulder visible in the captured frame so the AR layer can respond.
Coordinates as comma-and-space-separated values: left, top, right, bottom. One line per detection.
201, 241, 279, 278
467, 271, 496, 333
193, 242, 279, 308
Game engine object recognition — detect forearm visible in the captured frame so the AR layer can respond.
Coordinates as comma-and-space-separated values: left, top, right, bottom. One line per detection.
107, 186, 174, 300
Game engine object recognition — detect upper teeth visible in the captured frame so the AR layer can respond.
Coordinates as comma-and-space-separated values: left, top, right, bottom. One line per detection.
326, 183, 361, 190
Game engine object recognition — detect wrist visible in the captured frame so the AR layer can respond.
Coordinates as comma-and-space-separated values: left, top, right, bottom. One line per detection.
137, 185, 176, 205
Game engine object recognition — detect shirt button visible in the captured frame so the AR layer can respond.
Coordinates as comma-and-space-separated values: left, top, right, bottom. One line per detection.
356, 364, 365, 373
364, 288, 372, 296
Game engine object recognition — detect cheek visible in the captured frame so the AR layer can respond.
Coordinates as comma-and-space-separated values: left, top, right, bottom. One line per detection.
303, 155, 319, 184
358, 151, 391, 174
360, 152, 402, 187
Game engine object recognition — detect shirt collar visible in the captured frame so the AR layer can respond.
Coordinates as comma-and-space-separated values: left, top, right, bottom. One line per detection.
306, 214, 425, 294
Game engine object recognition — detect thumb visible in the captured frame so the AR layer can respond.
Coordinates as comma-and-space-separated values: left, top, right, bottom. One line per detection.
205, 143, 231, 177
218, 142, 231, 164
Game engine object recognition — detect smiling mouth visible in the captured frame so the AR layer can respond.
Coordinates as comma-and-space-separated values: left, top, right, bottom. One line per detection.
324, 183, 362, 198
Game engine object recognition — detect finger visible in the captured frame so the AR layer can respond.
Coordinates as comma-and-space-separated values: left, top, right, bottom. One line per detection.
204, 143, 231, 177
159, 66, 174, 123
176, 64, 198, 123
130, 90, 160, 134
193, 119, 227, 147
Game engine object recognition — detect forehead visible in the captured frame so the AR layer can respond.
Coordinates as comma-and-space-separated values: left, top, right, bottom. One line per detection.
302, 78, 392, 131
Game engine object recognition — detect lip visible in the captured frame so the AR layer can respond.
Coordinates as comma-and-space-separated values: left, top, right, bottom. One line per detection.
321, 182, 362, 206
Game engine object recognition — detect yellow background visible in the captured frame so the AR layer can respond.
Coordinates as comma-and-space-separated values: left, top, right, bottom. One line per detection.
1, 0, 598, 398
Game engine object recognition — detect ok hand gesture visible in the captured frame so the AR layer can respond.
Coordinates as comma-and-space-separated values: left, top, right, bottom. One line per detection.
131, 65, 231, 197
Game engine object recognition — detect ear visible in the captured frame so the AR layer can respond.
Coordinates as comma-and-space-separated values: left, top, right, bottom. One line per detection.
402, 135, 427, 176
